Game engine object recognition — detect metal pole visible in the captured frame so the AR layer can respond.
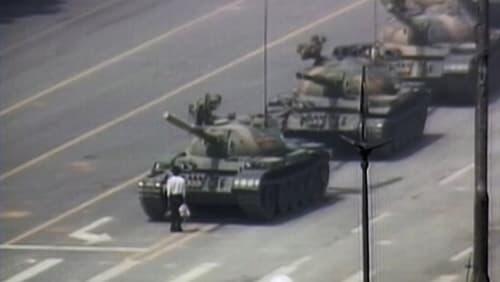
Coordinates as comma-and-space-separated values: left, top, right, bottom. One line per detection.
361, 151, 370, 282
473, 0, 489, 280
360, 66, 370, 282
263, 0, 269, 128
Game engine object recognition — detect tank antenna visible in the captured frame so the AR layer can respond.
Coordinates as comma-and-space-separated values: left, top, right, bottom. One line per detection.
373, 0, 378, 45
263, 0, 269, 128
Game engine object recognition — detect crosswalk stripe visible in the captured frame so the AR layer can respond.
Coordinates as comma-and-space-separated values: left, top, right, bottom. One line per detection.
4, 258, 63, 282
169, 262, 219, 282
257, 256, 311, 282
86, 259, 139, 282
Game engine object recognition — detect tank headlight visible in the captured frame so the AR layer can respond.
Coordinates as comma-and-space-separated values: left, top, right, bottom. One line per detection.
155, 182, 162, 188
138, 181, 144, 187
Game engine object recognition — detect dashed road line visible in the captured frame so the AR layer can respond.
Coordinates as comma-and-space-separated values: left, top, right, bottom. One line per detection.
0, 0, 124, 56
170, 262, 219, 282
351, 212, 392, 233
432, 274, 459, 282
341, 270, 375, 282
0, 0, 244, 117
0, 244, 146, 253
3, 258, 63, 282
450, 246, 472, 262
439, 163, 474, 186
3, 172, 147, 245
0, 210, 31, 219
86, 259, 139, 282
376, 240, 393, 246
0, 0, 368, 182
257, 256, 312, 282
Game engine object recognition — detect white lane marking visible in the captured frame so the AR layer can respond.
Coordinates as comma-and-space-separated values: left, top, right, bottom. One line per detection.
439, 163, 474, 186
0, 0, 368, 182
0, 0, 124, 55
376, 240, 393, 246
341, 270, 375, 282
86, 224, 218, 282
257, 256, 312, 282
69, 216, 113, 245
432, 274, 459, 282
0, 244, 146, 253
4, 172, 147, 245
169, 262, 219, 282
450, 246, 473, 262
0, 0, 244, 117
351, 212, 392, 233
86, 259, 139, 282
4, 258, 63, 282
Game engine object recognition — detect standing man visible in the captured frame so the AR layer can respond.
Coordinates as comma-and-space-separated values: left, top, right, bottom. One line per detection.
165, 166, 186, 232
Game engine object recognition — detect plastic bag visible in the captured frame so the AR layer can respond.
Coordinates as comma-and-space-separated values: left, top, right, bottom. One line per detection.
179, 203, 191, 218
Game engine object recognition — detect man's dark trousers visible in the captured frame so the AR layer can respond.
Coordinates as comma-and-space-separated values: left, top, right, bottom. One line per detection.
169, 194, 183, 232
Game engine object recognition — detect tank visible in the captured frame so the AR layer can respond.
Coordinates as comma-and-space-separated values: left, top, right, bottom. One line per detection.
377, 0, 500, 103
269, 36, 430, 156
137, 98, 330, 221
379, 0, 477, 45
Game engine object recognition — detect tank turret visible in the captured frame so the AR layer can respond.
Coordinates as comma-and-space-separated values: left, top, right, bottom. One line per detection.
297, 35, 327, 66
380, 0, 476, 45
138, 97, 330, 221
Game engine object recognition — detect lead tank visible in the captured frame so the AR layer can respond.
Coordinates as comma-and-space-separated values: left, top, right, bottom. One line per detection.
138, 101, 330, 221
269, 36, 430, 156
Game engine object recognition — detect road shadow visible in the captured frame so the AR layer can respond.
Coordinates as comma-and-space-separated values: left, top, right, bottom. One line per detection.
0, 0, 63, 25
329, 176, 404, 195
164, 192, 343, 227
329, 133, 444, 162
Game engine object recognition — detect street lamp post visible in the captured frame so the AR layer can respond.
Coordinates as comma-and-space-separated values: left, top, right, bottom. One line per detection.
473, 0, 490, 281
340, 66, 389, 282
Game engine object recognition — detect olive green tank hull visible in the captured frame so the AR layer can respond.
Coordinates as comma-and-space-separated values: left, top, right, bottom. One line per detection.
138, 153, 329, 221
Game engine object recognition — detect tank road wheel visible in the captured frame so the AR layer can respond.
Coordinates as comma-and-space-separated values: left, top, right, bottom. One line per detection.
313, 160, 329, 202
277, 182, 290, 214
257, 183, 277, 220
288, 178, 301, 211
305, 175, 316, 204
296, 175, 307, 207
414, 108, 427, 140
140, 196, 168, 221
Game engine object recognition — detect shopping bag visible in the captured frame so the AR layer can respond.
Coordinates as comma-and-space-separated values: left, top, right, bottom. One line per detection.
179, 203, 191, 219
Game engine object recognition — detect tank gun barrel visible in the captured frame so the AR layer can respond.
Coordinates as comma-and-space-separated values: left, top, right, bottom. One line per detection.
163, 111, 218, 143
296, 72, 339, 88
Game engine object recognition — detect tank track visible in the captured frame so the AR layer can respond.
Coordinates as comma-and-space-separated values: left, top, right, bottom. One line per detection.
377, 102, 428, 157
139, 194, 168, 221
237, 153, 330, 220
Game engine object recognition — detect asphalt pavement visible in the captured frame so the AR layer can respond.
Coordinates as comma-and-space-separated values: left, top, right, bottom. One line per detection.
1, 0, 499, 281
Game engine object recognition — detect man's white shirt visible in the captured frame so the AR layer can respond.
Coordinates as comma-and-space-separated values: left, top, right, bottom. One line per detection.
166, 175, 186, 198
